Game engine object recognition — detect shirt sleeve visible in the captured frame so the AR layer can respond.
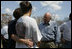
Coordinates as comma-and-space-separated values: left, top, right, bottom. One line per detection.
1, 27, 7, 36
1, 28, 4, 36
1, 26, 8, 39
32, 20, 42, 43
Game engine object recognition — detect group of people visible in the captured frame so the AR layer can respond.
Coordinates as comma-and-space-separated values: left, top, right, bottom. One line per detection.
1, 1, 71, 48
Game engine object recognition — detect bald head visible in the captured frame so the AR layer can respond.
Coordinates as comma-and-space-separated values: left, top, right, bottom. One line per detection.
44, 13, 51, 18
43, 12, 51, 23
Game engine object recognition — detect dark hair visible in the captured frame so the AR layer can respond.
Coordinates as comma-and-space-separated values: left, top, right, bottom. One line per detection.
20, 1, 32, 14
13, 8, 22, 19
69, 13, 71, 20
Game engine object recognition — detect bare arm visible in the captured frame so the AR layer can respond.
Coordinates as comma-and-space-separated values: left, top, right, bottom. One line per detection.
11, 34, 33, 47
11, 34, 25, 43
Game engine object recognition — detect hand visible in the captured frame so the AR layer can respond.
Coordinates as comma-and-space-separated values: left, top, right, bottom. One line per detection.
25, 39, 33, 47
37, 41, 41, 47
61, 38, 65, 43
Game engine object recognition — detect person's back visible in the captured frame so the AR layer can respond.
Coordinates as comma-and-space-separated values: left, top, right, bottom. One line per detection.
66, 21, 71, 37
60, 20, 71, 41
60, 13, 71, 48
15, 1, 42, 48
16, 15, 42, 48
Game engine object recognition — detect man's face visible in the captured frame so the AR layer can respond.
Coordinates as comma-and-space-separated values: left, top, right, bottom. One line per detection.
43, 15, 51, 23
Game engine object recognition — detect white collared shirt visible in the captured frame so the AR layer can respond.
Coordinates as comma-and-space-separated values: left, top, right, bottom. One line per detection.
1, 25, 8, 39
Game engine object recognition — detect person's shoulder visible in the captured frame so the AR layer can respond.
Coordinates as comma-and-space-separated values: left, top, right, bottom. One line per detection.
49, 20, 57, 25
4, 25, 8, 28
39, 22, 44, 25
50, 20, 56, 23
38, 22, 44, 27
17, 16, 31, 22
29, 17, 36, 21
17, 16, 23, 22
60, 22, 67, 28
2, 25, 8, 30
8, 20, 16, 25
28, 17, 37, 23
66, 20, 71, 24
63, 22, 67, 25
11, 20, 15, 22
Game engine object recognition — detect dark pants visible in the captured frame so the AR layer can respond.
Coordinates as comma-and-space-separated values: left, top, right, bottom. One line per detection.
2, 39, 9, 48
2, 39, 15, 48
8, 40, 15, 48
39, 42, 57, 48
62, 41, 71, 48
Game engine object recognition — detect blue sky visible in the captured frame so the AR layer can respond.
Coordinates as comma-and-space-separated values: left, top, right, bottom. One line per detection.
1, 1, 71, 21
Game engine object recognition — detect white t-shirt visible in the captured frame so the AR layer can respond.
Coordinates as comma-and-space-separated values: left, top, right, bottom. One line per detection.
60, 20, 71, 41
1, 25, 8, 39
16, 16, 42, 48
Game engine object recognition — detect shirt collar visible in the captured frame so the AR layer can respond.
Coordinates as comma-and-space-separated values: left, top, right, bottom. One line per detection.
43, 22, 50, 26
23, 15, 29, 17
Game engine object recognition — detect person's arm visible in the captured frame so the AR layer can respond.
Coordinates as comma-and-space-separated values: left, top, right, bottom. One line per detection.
1, 34, 5, 40
15, 22, 33, 47
1, 34, 3, 39
11, 34, 33, 47
32, 19, 42, 47
60, 24, 66, 43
